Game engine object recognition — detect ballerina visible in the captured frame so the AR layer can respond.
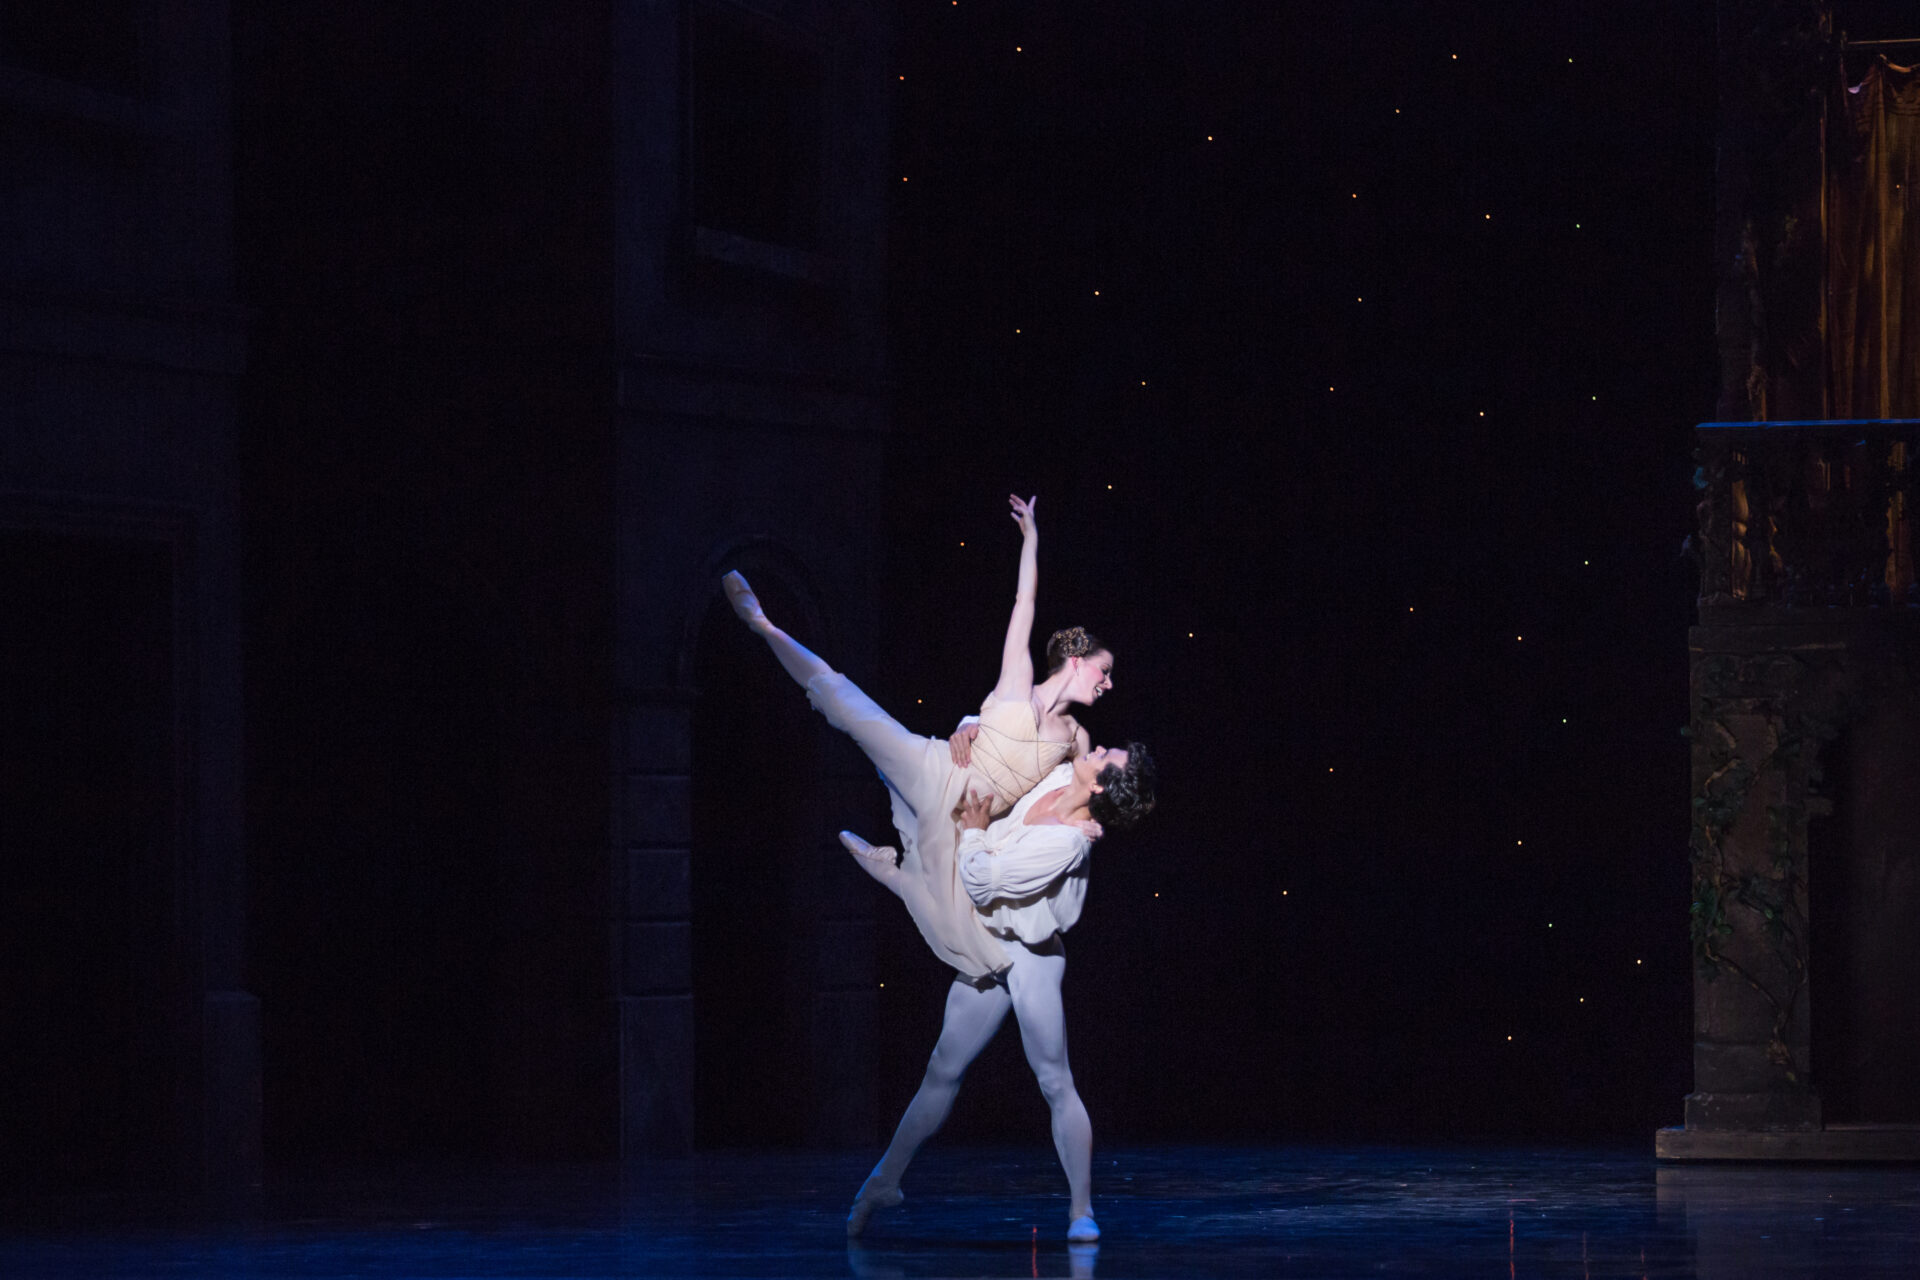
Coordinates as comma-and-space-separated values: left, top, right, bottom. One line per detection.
721, 494, 1113, 980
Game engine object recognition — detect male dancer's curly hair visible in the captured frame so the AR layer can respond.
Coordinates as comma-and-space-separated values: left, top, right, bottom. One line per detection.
1088, 742, 1156, 832
1045, 626, 1106, 674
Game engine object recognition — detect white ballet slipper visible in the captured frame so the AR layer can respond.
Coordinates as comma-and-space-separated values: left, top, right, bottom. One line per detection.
845, 1180, 903, 1236
720, 571, 766, 628
839, 830, 902, 888
1067, 1214, 1100, 1242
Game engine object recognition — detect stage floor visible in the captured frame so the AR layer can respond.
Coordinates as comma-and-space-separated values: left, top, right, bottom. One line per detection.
4, 1145, 1918, 1278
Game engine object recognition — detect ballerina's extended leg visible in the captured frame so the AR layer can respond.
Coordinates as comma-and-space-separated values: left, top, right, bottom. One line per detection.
722, 571, 833, 686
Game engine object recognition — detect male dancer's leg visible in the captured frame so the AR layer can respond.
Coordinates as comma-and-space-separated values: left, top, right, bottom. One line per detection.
1005, 938, 1094, 1226
847, 975, 1012, 1234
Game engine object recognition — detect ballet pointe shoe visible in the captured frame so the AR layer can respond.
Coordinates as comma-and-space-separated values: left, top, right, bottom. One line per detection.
839, 831, 901, 887
720, 571, 767, 629
845, 1179, 904, 1237
1067, 1213, 1100, 1243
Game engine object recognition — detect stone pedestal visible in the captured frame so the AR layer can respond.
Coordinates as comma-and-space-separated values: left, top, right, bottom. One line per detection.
1669, 420, 1920, 1159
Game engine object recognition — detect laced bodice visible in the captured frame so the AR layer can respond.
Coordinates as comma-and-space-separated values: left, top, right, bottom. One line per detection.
969, 697, 1075, 810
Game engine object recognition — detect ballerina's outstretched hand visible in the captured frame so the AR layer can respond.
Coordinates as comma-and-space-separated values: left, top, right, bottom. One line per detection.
1009, 493, 1037, 537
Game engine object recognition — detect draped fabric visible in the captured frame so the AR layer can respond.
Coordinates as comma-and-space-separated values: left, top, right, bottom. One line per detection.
1828, 57, 1920, 419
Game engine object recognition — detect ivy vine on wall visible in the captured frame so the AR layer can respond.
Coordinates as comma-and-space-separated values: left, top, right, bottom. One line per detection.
1688, 651, 1852, 1081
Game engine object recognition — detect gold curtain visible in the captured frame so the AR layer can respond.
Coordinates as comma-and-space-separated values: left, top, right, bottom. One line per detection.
1828, 57, 1920, 419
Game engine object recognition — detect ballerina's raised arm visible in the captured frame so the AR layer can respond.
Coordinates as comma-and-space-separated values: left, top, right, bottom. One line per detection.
990, 494, 1041, 705
952, 494, 1107, 767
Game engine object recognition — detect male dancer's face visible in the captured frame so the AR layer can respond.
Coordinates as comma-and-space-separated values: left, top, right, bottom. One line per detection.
1076, 745, 1128, 790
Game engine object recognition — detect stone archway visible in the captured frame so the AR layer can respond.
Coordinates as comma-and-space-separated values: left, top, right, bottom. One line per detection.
689, 569, 820, 1146
615, 547, 876, 1158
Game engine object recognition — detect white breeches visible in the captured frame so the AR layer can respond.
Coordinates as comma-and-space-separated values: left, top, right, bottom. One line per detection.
866, 936, 1092, 1218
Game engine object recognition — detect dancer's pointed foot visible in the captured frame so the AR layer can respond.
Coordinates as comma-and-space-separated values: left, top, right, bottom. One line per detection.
720, 571, 768, 631
1067, 1214, 1100, 1243
839, 831, 901, 887
845, 1180, 903, 1236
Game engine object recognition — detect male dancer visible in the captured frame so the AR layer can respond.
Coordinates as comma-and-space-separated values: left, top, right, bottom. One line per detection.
844, 744, 1155, 1243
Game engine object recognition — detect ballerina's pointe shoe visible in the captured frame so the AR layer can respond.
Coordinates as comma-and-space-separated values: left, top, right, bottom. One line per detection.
838, 831, 897, 864
720, 571, 766, 627
839, 831, 900, 885
845, 1182, 903, 1237
1067, 1214, 1100, 1243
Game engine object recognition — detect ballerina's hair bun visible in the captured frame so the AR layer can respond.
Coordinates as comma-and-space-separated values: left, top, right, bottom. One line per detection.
1046, 626, 1105, 674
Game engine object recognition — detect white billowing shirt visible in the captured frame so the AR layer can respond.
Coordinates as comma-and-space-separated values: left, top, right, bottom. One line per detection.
957, 761, 1091, 943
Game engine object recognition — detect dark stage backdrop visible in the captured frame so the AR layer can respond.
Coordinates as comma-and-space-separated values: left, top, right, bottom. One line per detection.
865, 0, 1718, 1143
218, 0, 1740, 1165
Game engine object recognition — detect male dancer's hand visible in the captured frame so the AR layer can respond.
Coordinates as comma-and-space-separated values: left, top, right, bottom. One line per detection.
959, 789, 993, 832
949, 722, 980, 766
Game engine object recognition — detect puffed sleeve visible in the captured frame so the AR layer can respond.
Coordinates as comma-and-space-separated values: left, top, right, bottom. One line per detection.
959, 824, 1089, 907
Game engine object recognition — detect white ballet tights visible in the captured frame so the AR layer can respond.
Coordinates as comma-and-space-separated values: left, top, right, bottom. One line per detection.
864, 938, 1092, 1220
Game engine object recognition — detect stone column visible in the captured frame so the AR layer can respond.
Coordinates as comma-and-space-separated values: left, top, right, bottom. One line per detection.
1683, 631, 1825, 1132
614, 688, 695, 1157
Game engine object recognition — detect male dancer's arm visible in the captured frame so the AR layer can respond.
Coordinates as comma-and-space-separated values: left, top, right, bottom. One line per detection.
955, 798, 1089, 907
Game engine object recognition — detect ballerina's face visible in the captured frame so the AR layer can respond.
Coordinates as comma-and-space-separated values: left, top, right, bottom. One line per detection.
1075, 745, 1129, 790
1066, 650, 1115, 704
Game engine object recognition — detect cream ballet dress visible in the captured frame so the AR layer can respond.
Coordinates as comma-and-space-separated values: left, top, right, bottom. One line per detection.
805, 673, 1076, 979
